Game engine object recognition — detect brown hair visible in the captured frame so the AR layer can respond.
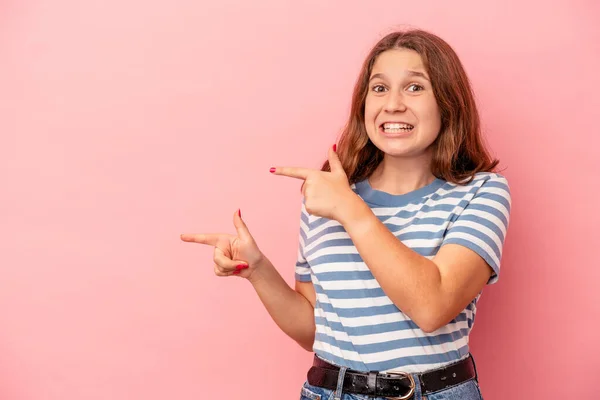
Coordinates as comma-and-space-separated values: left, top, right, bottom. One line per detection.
321, 29, 499, 184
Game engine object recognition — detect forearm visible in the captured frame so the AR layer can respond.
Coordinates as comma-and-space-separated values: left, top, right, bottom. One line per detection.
248, 256, 315, 350
339, 197, 445, 331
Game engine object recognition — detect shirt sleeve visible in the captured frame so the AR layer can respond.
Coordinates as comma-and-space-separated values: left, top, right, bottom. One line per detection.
442, 174, 512, 284
295, 202, 312, 282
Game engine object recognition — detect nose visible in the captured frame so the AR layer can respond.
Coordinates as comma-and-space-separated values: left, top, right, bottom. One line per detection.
384, 90, 407, 113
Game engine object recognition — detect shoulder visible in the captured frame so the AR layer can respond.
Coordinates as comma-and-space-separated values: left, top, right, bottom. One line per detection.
471, 172, 511, 204
437, 172, 511, 214
467, 172, 509, 189
436, 172, 509, 197
460, 172, 512, 214
447, 172, 511, 198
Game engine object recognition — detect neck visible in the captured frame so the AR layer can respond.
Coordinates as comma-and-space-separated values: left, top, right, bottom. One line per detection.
368, 151, 436, 195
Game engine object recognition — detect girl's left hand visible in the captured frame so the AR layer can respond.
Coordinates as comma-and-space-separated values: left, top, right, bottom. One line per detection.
271, 144, 358, 221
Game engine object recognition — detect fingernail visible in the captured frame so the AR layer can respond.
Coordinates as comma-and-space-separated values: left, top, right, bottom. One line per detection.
238, 209, 241, 218
232, 270, 240, 275
269, 167, 276, 173
333, 144, 337, 152
235, 264, 248, 270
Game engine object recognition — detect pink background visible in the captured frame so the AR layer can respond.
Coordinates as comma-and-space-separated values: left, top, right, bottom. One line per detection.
1, 1, 599, 399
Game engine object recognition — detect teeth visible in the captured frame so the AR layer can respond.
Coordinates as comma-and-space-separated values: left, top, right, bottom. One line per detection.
383, 123, 413, 130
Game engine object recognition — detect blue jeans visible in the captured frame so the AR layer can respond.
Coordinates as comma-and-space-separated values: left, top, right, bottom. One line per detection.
299, 374, 483, 400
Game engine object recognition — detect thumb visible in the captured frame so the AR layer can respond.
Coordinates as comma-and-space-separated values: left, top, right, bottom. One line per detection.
233, 209, 252, 240
328, 144, 344, 175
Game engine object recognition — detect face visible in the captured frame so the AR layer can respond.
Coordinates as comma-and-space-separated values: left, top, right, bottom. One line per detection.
364, 48, 442, 158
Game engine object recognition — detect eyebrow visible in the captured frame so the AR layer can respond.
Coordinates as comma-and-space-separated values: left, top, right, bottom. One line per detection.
369, 70, 430, 82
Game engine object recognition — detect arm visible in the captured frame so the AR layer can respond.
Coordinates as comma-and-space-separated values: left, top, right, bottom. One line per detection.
271, 148, 509, 334
181, 209, 316, 351
248, 256, 316, 351
338, 179, 509, 333
340, 200, 489, 332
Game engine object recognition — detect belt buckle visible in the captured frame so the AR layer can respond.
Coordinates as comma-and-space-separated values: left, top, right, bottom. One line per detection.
383, 371, 416, 400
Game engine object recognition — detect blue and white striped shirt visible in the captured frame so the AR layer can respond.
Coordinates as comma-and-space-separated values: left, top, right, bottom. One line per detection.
295, 172, 511, 373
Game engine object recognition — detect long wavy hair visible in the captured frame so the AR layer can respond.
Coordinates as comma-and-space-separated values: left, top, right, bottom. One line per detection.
321, 29, 498, 184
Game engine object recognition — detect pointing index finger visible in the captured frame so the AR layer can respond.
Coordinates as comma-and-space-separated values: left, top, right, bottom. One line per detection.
271, 166, 312, 180
180, 233, 220, 246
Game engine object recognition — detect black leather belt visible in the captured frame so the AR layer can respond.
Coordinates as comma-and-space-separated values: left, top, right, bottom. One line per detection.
307, 354, 477, 398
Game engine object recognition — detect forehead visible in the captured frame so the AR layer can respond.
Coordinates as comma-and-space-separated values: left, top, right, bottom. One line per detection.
370, 48, 427, 77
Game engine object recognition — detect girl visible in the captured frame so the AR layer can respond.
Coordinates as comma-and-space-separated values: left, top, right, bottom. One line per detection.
182, 29, 511, 400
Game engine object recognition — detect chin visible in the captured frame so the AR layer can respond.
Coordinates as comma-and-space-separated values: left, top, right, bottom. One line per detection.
372, 136, 436, 158
384, 149, 417, 158
374, 141, 417, 156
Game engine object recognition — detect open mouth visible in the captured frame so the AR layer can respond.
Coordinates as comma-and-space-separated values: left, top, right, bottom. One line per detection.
380, 122, 415, 134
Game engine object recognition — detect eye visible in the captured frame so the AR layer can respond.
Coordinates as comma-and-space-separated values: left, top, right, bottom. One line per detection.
371, 84, 387, 93
407, 83, 424, 92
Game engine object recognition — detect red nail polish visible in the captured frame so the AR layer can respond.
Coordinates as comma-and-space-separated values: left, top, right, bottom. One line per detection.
233, 270, 240, 275
235, 264, 248, 270
238, 209, 241, 218
269, 167, 276, 173
333, 144, 337, 152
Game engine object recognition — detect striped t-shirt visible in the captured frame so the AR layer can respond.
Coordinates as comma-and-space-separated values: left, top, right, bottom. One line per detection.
295, 172, 511, 373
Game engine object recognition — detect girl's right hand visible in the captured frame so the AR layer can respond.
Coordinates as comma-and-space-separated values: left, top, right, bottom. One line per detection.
180, 210, 264, 279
